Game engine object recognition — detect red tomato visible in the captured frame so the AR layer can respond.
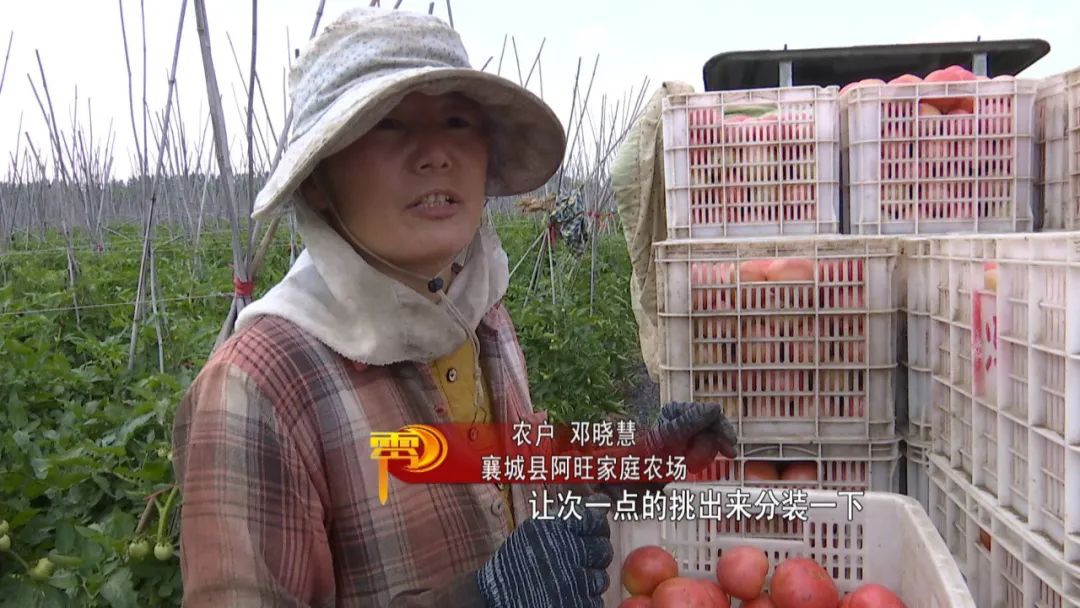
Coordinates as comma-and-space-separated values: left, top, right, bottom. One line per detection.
846, 583, 907, 607
691, 263, 733, 312
744, 460, 780, 481
888, 74, 922, 85
923, 65, 976, 113
716, 545, 769, 600
653, 577, 719, 608
697, 579, 731, 607
770, 557, 840, 608
740, 319, 777, 365
622, 546, 678, 596
766, 258, 815, 282
743, 594, 779, 608
781, 461, 818, 482
618, 596, 654, 608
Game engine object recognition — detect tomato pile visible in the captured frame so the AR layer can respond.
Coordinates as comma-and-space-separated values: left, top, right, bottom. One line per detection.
841, 65, 1020, 222
689, 256, 869, 427
618, 544, 908, 607
686, 105, 820, 226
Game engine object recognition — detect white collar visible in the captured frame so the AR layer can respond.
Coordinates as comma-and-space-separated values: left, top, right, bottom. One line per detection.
234, 201, 510, 365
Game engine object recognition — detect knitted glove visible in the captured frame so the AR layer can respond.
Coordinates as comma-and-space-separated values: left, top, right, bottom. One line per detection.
475, 497, 613, 608
643, 401, 738, 463
597, 402, 738, 508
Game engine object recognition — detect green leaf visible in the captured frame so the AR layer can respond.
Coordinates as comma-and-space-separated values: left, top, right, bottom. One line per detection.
73, 525, 111, 547
42, 587, 72, 608
11, 509, 40, 528
46, 570, 79, 591
12, 431, 30, 449
0, 579, 41, 608
98, 568, 136, 608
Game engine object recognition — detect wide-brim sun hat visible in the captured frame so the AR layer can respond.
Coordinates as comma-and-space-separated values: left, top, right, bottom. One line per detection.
251, 6, 567, 222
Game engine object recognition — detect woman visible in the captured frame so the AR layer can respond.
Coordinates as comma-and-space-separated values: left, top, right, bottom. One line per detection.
171, 7, 736, 607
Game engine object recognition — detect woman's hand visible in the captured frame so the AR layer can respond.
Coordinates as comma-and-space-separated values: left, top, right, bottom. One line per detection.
475, 497, 612, 607
644, 401, 738, 467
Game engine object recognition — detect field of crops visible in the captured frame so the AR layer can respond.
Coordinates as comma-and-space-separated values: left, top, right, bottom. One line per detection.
0, 218, 640, 607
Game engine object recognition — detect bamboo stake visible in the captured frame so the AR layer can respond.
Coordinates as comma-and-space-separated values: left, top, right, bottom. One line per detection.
524, 230, 547, 307
62, 217, 81, 326
127, 0, 188, 370
508, 230, 544, 280
541, 56, 585, 305
496, 34, 507, 77
193, 0, 248, 325
0, 31, 13, 99
523, 38, 545, 89
244, 1, 259, 257
30, 52, 71, 184
141, 0, 149, 179
118, 0, 145, 178
590, 94, 605, 310
537, 53, 544, 99
149, 242, 165, 373
242, 0, 324, 268
511, 37, 523, 86
211, 0, 327, 349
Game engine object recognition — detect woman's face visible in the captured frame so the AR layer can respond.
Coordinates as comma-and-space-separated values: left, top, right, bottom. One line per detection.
306, 92, 490, 277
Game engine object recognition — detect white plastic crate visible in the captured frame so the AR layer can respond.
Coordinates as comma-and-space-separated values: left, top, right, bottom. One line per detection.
919, 232, 1080, 566
1037, 71, 1070, 230
603, 485, 976, 607
1038, 67, 1080, 231
656, 236, 901, 442
906, 320, 933, 438
692, 438, 902, 494
901, 237, 934, 315
841, 79, 1038, 234
905, 437, 931, 514
662, 87, 841, 238
928, 455, 1080, 607
899, 237, 934, 438
906, 366, 933, 440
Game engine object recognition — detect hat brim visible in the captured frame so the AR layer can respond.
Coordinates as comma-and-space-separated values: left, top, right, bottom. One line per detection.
251, 67, 567, 222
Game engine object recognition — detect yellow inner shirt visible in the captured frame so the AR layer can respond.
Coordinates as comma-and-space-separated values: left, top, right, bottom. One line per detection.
431, 339, 515, 531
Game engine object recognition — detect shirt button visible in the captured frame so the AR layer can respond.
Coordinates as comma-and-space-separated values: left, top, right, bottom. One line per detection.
468, 427, 480, 441
491, 500, 505, 516
446, 368, 458, 382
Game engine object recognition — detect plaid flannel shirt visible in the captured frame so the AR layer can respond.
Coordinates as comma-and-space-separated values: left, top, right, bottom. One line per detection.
172, 302, 561, 607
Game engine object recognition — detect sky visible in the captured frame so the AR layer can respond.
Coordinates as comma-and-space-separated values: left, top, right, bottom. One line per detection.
1, 0, 1077, 181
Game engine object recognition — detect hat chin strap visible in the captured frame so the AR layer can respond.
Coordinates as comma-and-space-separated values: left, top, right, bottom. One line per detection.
320, 197, 488, 426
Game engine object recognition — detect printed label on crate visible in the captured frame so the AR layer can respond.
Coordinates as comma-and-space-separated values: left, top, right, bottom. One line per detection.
972, 286, 999, 404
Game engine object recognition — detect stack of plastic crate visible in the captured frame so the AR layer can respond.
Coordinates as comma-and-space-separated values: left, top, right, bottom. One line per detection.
837, 73, 1048, 523
1036, 66, 1080, 231
914, 231, 1080, 606
655, 86, 905, 495
841, 76, 1039, 235
898, 236, 935, 509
